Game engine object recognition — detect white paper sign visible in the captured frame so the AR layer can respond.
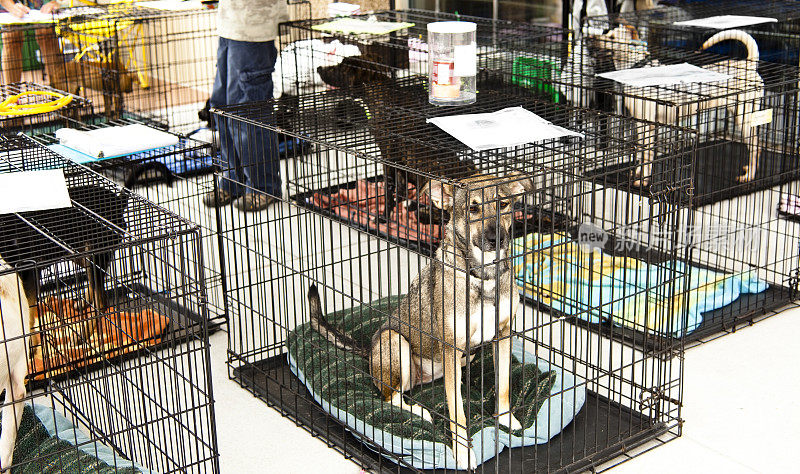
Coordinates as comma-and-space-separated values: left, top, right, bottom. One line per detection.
597, 63, 731, 88
138, 1, 205, 11
674, 15, 777, 30
427, 107, 583, 151
0, 169, 72, 215
453, 43, 477, 77
750, 108, 773, 127
0, 7, 105, 25
0, 9, 51, 25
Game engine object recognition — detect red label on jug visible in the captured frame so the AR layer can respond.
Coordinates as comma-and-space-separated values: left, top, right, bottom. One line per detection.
432, 60, 454, 85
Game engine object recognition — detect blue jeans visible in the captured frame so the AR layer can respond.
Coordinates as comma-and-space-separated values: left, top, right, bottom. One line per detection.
211, 37, 281, 197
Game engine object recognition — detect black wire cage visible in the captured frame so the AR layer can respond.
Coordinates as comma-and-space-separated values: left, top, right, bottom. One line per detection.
275, 8, 566, 98
0, 82, 94, 137
480, 32, 800, 344
583, 0, 800, 67
29, 116, 227, 327
212, 72, 693, 472
0, 134, 219, 472
52, 3, 217, 133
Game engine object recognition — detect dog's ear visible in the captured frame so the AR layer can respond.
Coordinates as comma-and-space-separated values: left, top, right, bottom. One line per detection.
427, 180, 454, 210
505, 171, 535, 196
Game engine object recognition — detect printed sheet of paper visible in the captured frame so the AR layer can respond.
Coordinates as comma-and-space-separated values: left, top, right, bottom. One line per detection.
674, 15, 777, 30
311, 18, 414, 35
0, 7, 102, 25
0, 9, 52, 25
427, 106, 583, 151
597, 63, 731, 88
137, 0, 205, 12
0, 169, 72, 214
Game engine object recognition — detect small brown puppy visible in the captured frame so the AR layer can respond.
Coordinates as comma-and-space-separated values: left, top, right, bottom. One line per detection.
310, 172, 533, 470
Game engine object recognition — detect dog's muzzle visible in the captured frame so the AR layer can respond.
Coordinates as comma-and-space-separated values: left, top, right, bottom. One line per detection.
475, 222, 509, 252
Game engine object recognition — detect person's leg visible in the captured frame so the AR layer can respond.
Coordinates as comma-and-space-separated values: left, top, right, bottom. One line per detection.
34, 26, 64, 88
207, 36, 244, 203
1, 29, 24, 84
226, 39, 282, 200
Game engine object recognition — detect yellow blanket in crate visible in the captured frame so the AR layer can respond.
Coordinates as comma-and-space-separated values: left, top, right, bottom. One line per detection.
512, 233, 768, 336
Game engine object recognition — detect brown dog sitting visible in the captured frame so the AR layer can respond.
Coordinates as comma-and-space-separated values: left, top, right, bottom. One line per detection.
309, 171, 534, 470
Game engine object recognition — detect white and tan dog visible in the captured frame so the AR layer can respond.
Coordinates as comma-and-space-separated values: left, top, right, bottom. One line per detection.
593, 25, 765, 185
0, 254, 30, 471
309, 173, 533, 470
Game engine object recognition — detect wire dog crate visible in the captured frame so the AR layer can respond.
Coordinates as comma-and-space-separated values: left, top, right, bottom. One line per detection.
275, 9, 566, 98
30, 117, 227, 326
212, 73, 694, 471
583, 0, 800, 68
0, 82, 93, 137
54, 3, 217, 133
0, 134, 219, 473
481, 32, 800, 343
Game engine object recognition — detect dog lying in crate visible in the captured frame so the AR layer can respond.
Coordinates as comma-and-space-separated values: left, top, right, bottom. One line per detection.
588, 24, 765, 185
317, 54, 477, 222
309, 171, 534, 470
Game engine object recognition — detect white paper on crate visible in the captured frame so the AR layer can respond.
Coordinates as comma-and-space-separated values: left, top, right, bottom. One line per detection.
0, 169, 72, 214
673, 15, 777, 30
597, 63, 731, 88
427, 106, 583, 151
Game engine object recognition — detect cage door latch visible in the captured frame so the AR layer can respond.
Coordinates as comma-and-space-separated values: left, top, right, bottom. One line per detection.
639, 387, 682, 411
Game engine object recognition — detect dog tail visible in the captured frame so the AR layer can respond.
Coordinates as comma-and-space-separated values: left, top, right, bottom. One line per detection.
701, 29, 760, 63
308, 285, 369, 357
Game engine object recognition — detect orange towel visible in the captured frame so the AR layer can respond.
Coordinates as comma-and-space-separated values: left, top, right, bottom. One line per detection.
29, 296, 170, 380
309, 178, 538, 246
309, 179, 443, 244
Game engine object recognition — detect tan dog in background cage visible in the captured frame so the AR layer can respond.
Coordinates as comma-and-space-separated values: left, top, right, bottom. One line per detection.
60, 56, 136, 119
592, 25, 765, 185
0, 254, 31, 471
308, 172, 533, 470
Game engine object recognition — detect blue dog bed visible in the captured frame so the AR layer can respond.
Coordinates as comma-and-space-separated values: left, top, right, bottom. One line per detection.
287, 296, 586, 470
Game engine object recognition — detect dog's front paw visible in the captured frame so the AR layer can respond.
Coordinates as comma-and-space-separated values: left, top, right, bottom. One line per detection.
498, 412, 523, 432
409, 404, 433, 423
630, 170, 649, 188
1, 453, 13, 473
453, 443, 478, 471
631, 162, 653, 188
736, 166, 756, 183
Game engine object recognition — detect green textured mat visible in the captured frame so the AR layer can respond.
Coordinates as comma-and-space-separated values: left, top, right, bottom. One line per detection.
0, 405, 139, 473
287, 295, 558, 443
